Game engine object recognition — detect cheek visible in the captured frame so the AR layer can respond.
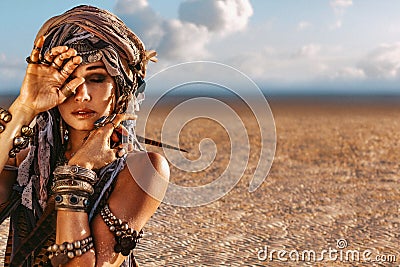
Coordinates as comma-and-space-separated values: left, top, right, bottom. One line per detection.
97, 84, 116, 111
57, 100, 71, 117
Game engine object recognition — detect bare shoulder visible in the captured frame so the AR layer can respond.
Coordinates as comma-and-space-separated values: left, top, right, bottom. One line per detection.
106, 151, 170, 227
125, 151, 170, 181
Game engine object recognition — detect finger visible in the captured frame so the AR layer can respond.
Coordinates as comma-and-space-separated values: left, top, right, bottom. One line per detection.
59, 56, 82, 79
111, 113, 138, 129
29, 36, 45, 63
59, 77, 85, 100
114, 145, 127, 158
111, 124, 130, 146
53, 48, 77, 69
114, 143, 134, 157
111, 131, 119, 143
105, 114, 137, 143
116, 143, 134, 153
114, 123, 129, 137
102, 121, 117, 136
126, 143, 134, 153
43, 45, 68, 63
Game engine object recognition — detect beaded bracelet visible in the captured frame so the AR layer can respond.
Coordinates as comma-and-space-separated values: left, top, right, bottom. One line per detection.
101, 204, 144, 256
47, 236, 93, 266
0, 108, 11, 134
9, 125, 34, 158
0, 108, 12, 123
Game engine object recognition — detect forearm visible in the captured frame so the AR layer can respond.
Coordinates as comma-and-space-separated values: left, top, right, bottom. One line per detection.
0, 169, 17, 204
51, 164, 98, 266
56, 211, 96, 266
0, 97, 36, 173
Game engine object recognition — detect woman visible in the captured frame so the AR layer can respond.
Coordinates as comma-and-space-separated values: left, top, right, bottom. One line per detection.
0, 5, 169, 267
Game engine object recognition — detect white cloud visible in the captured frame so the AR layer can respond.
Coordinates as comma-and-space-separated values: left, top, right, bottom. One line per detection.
330, 0, 353, 29
178, 0, 253, 34
330, 20, 342, 30
295, 44, 321, 58
358, 43, 400, 79
156, 20, 210, 61
114, 0, 164, 49
114, 0, 149, 13
330, 0, 353, 9
331, 67, 366, 79
227, 45, 329, 83
115, 0, 210, 61
114, 0, 253, 63
297, 21, 311, 31
0, 53, 6, 62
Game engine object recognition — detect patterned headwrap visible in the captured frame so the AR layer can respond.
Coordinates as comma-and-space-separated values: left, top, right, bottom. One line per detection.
17, 5, 157, 210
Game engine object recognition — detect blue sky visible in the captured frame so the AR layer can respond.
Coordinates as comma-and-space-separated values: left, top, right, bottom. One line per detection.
1, 0, 400, 95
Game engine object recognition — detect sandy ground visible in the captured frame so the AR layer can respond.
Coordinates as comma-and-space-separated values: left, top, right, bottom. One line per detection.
0, 96, 399, 266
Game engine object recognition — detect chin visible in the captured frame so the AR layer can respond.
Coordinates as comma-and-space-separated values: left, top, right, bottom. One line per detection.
66, 120, 95, 132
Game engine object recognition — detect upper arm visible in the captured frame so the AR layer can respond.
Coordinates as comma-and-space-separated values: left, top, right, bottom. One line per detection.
0, 147, 30, 204
90, 152, 170, 266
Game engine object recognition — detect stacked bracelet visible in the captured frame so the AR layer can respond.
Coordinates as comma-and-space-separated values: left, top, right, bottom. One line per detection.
101, 204, 144, 256
52, 165, 98, 212
47, 236, 93, 266
9, 125, 34, 158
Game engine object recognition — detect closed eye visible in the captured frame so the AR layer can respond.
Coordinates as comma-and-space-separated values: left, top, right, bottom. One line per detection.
88, 75, 106, 83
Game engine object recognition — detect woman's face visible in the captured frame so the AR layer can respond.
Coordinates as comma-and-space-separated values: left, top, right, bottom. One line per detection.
58, 61, 116, 131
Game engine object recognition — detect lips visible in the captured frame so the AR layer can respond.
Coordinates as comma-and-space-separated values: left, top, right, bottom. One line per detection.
71, 108, 96, 118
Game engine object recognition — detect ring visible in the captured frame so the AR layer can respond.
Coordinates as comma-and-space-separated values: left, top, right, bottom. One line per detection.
26, 56, 39, 64
60, 68, 69, 77
60, 84, 74, 98
40, 59, 52, 66
116, 148, 126, 158
109, 121, 120, 129
51, 62, 61, 70
33, 45, 41, 51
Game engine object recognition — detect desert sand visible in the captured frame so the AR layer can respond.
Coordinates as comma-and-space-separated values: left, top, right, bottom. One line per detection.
0, 96, 399, 266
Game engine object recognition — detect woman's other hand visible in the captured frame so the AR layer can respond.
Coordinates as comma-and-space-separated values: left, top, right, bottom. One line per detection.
16, 36, 85, 116
68, 114, 137, 170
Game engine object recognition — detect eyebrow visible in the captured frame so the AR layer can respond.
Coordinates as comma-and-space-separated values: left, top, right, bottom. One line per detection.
85, 65, 107, 71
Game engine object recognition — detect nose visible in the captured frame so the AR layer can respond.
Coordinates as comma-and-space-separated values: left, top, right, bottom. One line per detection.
74, 83, 91, 102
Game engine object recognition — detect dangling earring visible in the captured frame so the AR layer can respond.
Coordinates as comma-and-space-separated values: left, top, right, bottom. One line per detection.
60, 118, 68, 145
